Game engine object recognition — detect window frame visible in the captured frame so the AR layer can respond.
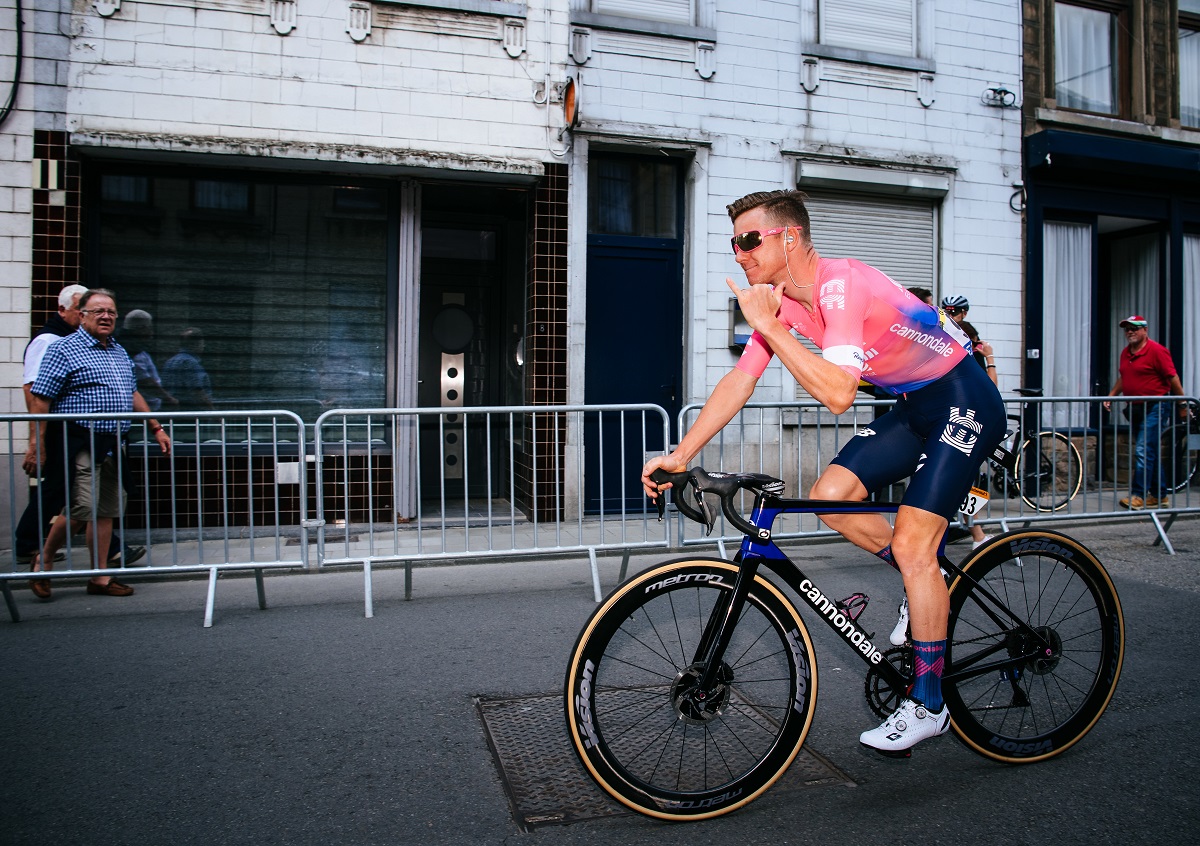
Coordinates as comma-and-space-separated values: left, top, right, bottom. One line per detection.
1180, 7, 1200, 128
801, 0, 935, 74
1051, 0, 1131, 120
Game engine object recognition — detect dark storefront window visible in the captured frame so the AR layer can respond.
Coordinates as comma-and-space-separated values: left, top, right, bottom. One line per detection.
94, 171, 390, 425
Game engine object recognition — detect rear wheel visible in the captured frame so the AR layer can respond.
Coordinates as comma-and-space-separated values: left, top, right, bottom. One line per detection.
565, 558, 817, 820
1015, 432, 1082, 511
943, 531, 1124, 763
1160, 418, 1199, 493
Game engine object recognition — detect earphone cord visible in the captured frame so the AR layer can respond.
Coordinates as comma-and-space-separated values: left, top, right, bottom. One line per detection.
785, 226, 816, 290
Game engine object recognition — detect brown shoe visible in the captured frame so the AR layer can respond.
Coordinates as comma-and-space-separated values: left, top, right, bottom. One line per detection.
86, 579, 134, 597
27, 553, 52, 601
1119, 496, 1145, 510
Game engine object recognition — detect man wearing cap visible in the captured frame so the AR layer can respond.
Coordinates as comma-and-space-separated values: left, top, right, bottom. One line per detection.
1103, 315, 1186, 509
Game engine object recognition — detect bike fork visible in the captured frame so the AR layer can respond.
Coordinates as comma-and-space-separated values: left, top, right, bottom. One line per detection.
689, 555, 763, 693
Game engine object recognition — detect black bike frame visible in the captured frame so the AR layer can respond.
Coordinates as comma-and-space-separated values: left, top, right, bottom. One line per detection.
687, 491, 1052, 697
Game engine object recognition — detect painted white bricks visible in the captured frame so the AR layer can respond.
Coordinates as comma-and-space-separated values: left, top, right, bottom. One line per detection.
3, 0, 1027, 402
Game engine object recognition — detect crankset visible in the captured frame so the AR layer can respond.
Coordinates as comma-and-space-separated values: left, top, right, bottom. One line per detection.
864, 646, 914, 720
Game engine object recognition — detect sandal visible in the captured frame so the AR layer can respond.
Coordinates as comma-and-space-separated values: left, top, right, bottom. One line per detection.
27, 552, 52, 601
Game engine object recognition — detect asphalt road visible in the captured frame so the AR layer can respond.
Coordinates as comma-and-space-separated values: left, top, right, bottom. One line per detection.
3, 516, 1198, 845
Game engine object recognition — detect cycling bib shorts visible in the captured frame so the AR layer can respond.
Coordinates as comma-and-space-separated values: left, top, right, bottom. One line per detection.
830, 356, 1006, 520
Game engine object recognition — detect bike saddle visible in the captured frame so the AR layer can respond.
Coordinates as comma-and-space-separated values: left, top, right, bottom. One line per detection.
1014, 387, 1043, 397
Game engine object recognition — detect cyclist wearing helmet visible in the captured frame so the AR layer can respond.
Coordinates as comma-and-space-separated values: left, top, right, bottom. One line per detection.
642, 189, 1006, 755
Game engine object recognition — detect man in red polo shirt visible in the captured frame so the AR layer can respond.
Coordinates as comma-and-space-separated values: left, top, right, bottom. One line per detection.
1103, 315, 1186, 509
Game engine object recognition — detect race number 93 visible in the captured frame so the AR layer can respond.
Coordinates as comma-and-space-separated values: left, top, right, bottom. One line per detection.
960, 486, 989, 517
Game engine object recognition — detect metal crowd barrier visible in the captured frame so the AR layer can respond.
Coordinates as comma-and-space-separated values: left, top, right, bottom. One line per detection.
5, 396, 1194, 625
1, 410, 309, 626
313, 404, 672, 612
676, 394, 1199, 554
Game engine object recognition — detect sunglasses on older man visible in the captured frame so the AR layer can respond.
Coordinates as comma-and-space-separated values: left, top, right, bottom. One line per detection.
730, 227, 788, 254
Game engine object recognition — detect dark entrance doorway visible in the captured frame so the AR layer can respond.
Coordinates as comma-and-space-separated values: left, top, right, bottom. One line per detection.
584, 153, 686, 512
417, 184, 528, 501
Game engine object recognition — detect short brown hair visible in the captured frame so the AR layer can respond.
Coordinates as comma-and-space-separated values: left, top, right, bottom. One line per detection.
727, 190, 812, 245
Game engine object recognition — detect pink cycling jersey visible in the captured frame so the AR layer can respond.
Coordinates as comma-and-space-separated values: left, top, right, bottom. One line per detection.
735, 257, 970, 395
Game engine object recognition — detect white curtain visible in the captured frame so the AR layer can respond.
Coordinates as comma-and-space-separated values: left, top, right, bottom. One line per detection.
1109, 232, 1162, 385
1182, 26, 1200, 128
1185, 235, 1200, 398
1055, 3, 1115, 114
1043, 221, 1092, 427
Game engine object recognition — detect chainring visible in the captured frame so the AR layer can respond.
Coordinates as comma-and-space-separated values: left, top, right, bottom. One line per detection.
864, 646, 914, 720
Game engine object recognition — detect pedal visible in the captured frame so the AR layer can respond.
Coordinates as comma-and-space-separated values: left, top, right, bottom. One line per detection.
835, 592, 870, 622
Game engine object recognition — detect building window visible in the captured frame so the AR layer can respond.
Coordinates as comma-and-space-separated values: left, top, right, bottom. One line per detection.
819, 0, 916, 57
1181, 1, 1200, 128
592, 0, 694, 26
587, 156, 679, 237
1054, 1, 1124, 116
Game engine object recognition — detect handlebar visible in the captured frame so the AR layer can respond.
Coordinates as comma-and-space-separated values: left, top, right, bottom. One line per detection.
649, 467, 784, 540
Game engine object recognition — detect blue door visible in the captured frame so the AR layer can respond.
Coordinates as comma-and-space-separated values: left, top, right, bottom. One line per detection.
584, 154, 686, 513
584, 237, 683, 512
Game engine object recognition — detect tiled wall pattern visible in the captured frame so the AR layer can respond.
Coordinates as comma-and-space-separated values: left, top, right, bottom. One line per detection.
517, 163, 568, 521
30, 131, 82, 332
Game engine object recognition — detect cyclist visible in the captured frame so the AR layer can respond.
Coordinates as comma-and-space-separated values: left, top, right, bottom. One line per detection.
642, 190, 1006, 754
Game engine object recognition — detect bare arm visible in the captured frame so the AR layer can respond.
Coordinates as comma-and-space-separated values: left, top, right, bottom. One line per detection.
133, 391, 172, 455
1103, 376, 1123, 412
728, 279, 859, 414
641, 368, 757, 497
23, 392, 51, 476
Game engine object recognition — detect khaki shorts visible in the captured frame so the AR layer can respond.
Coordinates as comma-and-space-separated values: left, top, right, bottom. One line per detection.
68, 449, 126, 521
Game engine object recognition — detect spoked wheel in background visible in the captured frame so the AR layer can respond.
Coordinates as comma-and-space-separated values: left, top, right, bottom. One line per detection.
1014, 432, 1083, 511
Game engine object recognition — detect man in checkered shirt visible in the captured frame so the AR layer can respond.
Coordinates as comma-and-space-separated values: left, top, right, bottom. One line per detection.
26, 289, 172, 600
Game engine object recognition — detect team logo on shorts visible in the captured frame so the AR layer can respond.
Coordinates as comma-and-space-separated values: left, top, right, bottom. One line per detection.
939, 407, 983, 457
856, 427, 876, 438
819, 279, 846, 310
915, 452, 928, 472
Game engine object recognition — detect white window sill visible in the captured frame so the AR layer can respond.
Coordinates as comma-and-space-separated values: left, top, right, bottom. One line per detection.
376, 0, 526, 18
570, 11, 716, 42
801, 42, 934, 75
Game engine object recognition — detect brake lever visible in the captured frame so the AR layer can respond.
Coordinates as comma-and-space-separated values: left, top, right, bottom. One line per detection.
690, 488, 715, 536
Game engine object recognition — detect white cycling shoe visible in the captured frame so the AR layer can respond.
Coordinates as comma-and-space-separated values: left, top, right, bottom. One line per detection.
860, 698, 949, 756
888, 597, 909, 646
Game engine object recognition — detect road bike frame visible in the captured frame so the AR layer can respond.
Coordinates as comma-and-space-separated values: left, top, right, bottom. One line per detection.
672, 479, 1051, 706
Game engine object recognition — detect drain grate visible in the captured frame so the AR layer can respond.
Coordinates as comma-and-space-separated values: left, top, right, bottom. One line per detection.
476, 691, 856, 830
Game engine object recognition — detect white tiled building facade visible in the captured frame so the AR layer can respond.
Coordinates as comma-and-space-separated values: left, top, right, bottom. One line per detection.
1, 0, 1023, 498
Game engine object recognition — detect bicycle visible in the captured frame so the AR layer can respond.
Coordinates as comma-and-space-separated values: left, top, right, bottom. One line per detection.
994, 388, 1083, 511
565, 467, 1124, 821
1158, 405, 1199, 494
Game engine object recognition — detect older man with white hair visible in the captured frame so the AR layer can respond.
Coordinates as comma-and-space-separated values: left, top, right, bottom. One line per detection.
14, 286, 145, 569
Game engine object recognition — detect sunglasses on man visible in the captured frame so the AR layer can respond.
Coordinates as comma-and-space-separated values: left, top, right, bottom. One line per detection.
730, 227, 788, 254
943, 306, 966, 315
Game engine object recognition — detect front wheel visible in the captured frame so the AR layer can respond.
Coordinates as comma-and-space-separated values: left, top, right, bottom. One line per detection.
943, 531, 1124, 763
1015, 432, 1082, 511
564, 558, 817, 821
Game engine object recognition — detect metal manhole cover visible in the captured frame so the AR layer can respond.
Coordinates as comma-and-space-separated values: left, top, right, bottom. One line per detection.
476, 691, 855, 830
